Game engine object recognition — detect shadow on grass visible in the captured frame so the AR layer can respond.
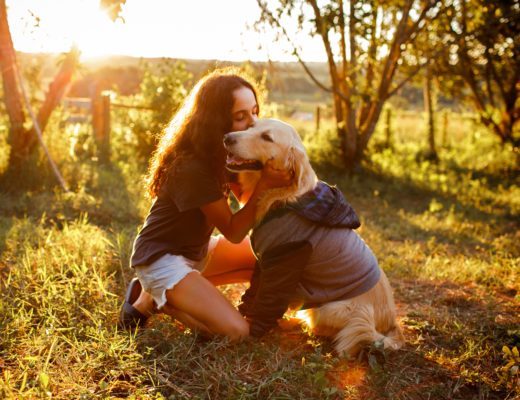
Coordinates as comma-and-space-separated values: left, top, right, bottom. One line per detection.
87, 161, 142, 227
444, 161, 520, 191
0, 216, 15, 273
0, 160, 142, 228
324, 164, 517, 222
315, 163, 519, 256
129, 276, 518, 400
380, 277, 519, 400
285, 276, 517, 399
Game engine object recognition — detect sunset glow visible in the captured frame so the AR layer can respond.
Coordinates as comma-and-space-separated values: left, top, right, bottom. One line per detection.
7, 0, 327, 61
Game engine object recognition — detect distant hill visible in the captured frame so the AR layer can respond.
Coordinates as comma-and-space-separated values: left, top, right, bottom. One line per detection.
18, 52, 331, 103
17, 52, 454, 110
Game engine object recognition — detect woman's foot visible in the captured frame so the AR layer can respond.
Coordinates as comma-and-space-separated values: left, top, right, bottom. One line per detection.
118, 278, 150, 330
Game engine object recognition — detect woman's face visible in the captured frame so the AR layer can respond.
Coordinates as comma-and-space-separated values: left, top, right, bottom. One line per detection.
230, 86, 258, 132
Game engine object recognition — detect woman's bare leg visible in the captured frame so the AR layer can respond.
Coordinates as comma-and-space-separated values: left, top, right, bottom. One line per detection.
161, 302, 212, 334
162, 272, 249, 340
132, 275, 245, 339
130, 236, 256, 325
202, 236, 256, 286
132, 290, 155, 316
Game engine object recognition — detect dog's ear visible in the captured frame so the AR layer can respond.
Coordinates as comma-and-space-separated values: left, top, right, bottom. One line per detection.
286, 144, 312, 190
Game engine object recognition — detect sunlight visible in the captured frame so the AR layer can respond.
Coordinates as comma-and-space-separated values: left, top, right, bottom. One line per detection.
8, 0, 122, 59
8, 0, 326, 62
295, 309, 313, 327
65, 1, 117, 59
65, 2, 122, 59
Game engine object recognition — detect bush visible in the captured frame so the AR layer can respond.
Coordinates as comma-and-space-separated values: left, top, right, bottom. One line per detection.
113, 60, 191, 163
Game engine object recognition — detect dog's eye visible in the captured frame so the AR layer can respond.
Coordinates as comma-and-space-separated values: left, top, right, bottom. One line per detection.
261, 132, 274, 142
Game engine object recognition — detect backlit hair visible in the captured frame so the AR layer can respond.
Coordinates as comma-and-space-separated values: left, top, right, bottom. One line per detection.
146, 68, 259, 198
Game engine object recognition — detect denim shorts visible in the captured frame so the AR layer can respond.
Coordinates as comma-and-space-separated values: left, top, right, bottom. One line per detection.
135, 236, 219, 309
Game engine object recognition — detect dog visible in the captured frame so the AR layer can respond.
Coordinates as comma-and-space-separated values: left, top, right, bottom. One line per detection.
223, 118, 404, 356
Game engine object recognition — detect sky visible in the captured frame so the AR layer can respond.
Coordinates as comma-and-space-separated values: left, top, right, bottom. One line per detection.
7, 0, 327, 62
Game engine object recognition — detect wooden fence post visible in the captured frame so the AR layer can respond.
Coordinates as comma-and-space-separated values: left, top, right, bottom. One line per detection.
442, 109, 449, 147
385, 108, 392, 147
101, 93, 111, 163
92, 92, 111, 163
315, 106, 321, 132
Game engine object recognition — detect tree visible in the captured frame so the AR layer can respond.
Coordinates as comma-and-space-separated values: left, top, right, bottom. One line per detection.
0, 0, 80, 174
0, 0, 126, 176
443, 0, 519, 148
0, 0, 27, 166
423, 64, 439, 160
256, 0, 444, 170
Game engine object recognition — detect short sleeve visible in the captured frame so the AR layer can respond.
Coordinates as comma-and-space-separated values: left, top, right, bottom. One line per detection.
165, 158, 224, 212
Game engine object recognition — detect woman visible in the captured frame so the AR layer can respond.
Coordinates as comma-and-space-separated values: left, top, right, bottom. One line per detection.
119, 68, 292, 340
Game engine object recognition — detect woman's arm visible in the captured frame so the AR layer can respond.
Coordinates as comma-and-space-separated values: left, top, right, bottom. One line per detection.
228, 171, 257, 206
201, 162, 292, 243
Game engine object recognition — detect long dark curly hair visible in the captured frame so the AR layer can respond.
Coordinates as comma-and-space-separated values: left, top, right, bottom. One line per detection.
146, 68, 259, 198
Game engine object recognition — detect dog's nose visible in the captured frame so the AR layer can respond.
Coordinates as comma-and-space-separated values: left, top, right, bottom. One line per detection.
223, 134, 236, 146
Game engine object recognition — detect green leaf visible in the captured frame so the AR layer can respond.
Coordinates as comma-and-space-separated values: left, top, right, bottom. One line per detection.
39, 372, 50, 389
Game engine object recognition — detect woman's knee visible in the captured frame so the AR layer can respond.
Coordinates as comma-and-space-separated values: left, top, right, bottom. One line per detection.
212, 317, 249, 341
228, 318, 250, 340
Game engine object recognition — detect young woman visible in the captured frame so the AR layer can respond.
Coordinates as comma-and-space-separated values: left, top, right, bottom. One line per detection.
119, 68, 292, 340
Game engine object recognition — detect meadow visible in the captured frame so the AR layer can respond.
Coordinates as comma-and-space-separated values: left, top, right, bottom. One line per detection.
0, 104, 518, 399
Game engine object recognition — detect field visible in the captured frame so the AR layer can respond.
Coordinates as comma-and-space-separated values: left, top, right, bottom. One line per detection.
0, 105, 518, 399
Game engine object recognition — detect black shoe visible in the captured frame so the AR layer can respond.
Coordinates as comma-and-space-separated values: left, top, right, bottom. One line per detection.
119, 277, 148, 330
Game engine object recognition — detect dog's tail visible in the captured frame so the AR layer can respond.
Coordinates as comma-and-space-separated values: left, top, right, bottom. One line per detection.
333, 304, 404, 356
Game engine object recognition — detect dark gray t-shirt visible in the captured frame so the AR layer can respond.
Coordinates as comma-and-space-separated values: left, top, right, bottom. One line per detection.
130, 157, 224, 267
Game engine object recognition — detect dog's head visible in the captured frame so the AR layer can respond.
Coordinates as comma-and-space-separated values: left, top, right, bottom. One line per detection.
224, 118, 317, 208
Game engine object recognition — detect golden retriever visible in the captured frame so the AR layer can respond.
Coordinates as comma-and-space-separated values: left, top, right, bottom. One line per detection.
224, 118, 404, 356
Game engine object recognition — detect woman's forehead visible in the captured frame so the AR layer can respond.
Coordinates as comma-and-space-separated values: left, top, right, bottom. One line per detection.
232, 87, 257, 112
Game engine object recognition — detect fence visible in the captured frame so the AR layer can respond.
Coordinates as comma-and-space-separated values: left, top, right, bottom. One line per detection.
63, 92, 152, 163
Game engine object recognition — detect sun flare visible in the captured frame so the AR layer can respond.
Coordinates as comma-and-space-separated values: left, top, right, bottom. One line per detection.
64, 2, 122, 60
8, 0, 326, 61
9, 0, 124, 60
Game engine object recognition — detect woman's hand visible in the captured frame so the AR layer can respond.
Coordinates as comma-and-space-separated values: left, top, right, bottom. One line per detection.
256, 160, 294, 193
201, 161, 293, 244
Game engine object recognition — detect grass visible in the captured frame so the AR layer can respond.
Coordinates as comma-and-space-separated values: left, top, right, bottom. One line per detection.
0, 109, 518, 399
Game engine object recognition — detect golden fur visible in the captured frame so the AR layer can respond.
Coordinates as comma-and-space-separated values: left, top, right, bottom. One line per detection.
225, 118, 404, 356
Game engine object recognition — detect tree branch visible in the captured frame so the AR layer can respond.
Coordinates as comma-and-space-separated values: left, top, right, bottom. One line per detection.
386, 46, 444, 100
338, 0, 348, 82
256, 0, 348, 101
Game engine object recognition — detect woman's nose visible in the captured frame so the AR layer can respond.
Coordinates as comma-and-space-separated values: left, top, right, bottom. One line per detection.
247, 114, 258, 128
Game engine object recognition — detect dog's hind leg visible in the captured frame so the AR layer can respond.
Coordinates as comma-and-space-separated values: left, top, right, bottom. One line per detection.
332, 304, 383, 356
298, 300, 358, 337
333, 303, 404, 356
381, 323, 405, 351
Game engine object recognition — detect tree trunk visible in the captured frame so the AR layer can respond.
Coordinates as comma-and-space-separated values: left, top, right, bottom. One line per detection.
0, 0, 30, 167
1, 0, 79, 178
423, 65, 438, 160
332, 96, 350, 168
27, 49, 79, 153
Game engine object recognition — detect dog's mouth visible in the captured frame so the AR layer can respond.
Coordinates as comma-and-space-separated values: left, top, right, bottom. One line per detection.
225, 153, 263, 171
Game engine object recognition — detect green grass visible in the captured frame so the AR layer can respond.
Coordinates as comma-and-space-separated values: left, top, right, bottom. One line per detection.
0, 109, 518, 399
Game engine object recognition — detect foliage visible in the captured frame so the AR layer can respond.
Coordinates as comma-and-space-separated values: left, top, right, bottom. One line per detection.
434, 0, 520, 148
498, 346, 520, 393
99, 0, 127, 21
255, 0, 446, 170
113, 60, 191, 162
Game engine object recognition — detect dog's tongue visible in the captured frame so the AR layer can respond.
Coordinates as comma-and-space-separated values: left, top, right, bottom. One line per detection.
226, 154, 244, 164
226, 153, 263, 171
226, 154, 256, 166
